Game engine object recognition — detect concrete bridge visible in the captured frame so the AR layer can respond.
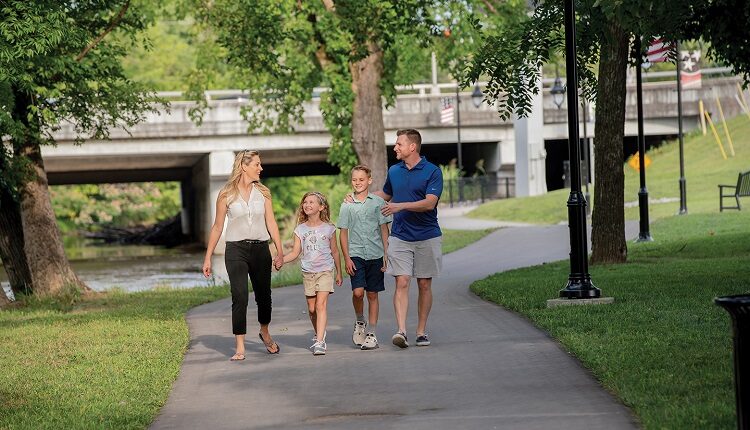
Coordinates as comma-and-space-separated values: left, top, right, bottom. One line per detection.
42, 72, 745, 250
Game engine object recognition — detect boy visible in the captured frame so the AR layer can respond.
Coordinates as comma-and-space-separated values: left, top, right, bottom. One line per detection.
338, 165, 392, 350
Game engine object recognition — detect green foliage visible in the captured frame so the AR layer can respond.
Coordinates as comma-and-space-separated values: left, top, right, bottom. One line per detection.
468, 0, 750, 120
183, 1, 523, 175
0, 0, 164, 194
50, 182, 181, 230
121, 19, 221, 92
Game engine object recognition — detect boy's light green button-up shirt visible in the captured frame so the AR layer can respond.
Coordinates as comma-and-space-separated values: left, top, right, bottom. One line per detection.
337, 193, 392, 260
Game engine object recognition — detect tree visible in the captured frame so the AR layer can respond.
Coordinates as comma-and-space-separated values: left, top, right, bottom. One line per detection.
186, 0, 522, 190
185, 1, 427, 189
468, 0, 745, 264
0, 1, 161, 296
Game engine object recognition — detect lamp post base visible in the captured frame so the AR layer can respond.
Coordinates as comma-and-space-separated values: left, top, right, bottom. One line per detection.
559, 277, 600, 299
678, 177, 688, 215
636, 233, 654, 242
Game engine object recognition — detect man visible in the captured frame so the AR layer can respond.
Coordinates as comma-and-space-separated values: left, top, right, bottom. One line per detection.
378, 128, 443, 348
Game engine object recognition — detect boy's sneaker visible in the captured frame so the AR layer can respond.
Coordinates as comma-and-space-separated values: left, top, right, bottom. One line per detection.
352, 321, 367, 346
391, 331, 409, 348
416, 333, 431, 346
361, 332, 379, 350
312, 341, 327, 355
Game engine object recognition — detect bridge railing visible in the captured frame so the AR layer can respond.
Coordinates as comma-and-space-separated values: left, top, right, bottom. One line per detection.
155, 67, 735, 102
444, 176, 515, 207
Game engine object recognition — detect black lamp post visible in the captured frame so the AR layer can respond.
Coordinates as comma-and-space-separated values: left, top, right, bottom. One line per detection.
455, 84, 464, 172
676, 41, 688, 215
558, 0, 599, 299
635, 37, 653, 242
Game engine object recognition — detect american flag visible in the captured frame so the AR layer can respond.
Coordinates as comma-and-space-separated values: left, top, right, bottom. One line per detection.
646, 38, 672, 63
440, 97, 454, 124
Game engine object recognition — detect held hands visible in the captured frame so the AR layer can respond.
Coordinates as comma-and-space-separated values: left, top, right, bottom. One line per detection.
335, 272, 343, 287
345, 257, 356, 276
381, 257, 387, 273
273, 254, 284, 271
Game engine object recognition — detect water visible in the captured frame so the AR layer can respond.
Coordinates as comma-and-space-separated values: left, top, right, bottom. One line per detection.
0, 238, 230, 293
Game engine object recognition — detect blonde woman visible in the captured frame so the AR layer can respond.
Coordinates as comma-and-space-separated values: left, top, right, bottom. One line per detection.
202, 150, 284, 361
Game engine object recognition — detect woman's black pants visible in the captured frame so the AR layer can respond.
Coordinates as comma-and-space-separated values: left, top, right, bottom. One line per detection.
225, 240, 272, 335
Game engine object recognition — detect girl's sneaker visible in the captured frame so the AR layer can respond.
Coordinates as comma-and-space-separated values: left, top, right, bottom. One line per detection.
310, 331, 327, 350
312, 341, 327, 355
361, 332, 379, 350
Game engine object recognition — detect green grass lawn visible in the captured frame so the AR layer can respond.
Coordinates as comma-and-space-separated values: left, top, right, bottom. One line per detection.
470, 211, 750, 429
468, 115, 750, 224
0, 287, 229, 430
0, 227, 493, 429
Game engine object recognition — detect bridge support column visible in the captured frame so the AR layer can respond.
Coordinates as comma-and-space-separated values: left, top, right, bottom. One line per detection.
193, 151, 234, 254
513, 76, 547, 197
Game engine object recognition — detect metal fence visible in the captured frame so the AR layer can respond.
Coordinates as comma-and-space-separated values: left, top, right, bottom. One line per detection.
444, 176, 515, 206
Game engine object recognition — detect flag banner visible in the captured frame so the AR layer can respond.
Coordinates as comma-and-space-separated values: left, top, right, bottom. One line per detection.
681, 50, 702, 89
440, 97, 455, 124
646, 38, 672, 63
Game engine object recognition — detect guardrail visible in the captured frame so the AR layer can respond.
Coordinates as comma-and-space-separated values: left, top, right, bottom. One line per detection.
156, 67, 735, 102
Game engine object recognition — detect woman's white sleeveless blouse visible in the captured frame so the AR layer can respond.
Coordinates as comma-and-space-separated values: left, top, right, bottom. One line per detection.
224, 185, 271, 242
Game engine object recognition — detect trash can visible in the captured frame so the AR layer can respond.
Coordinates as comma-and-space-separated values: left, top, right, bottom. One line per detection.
715, 294, 750, 430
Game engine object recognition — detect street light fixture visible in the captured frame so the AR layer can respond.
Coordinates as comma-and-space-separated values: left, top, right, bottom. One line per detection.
471, 84, 483, 108
551, 68, 566, 109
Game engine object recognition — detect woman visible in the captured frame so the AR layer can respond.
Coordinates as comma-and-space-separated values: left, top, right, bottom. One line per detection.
202, 150, 284, 361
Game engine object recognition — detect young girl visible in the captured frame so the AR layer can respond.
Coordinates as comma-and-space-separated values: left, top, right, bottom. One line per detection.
283, 191, 343, 355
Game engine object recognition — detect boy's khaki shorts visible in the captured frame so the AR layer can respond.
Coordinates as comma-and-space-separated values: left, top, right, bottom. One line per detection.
302, 270, 335, 296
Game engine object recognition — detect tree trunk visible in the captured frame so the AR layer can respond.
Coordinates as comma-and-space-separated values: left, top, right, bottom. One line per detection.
18, 140, 88, 296
350, 42, 388, 191
11, 88, 87, 296
0, 291, 10, 307
590, 20, 629, 264
0, 183, 33, 296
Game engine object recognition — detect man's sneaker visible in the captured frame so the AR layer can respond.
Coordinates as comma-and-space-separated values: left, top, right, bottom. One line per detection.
312, 341, 327, 355
391, 331, 409, 348
416, 333, 431, 346
361, 332, 379, 350
352, 321, 367, 346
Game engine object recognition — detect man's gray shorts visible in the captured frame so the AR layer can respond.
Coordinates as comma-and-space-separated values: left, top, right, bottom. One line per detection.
386, 236, 442, 279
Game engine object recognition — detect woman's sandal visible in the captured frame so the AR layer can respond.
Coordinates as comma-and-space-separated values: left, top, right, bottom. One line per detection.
230, 352, 245, 361
259, 332, 280, 354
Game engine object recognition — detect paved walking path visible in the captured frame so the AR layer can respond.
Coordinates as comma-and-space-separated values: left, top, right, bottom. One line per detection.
151, 217, 639, 430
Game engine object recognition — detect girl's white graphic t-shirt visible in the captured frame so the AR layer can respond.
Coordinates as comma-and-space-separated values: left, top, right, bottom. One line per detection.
294, 223, 336, 273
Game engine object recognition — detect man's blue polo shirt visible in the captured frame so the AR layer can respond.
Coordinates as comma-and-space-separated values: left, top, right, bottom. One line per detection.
383, 156, 443, 242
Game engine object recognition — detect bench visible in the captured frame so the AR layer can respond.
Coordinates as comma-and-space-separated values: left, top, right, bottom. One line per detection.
719, 170, 750, 211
